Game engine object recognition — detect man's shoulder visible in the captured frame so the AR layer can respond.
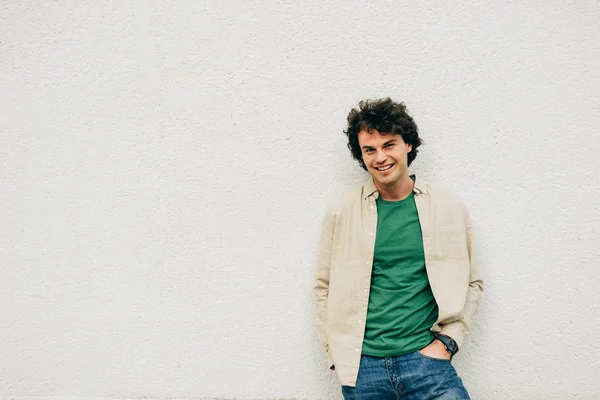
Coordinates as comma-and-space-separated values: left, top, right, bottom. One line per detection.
425, 181, 469, 216
325, 182, 369, 216
324, 177, 468, 214
427, 182, 463, 203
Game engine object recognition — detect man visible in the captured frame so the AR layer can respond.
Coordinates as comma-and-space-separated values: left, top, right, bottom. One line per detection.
314, 98, 483, 399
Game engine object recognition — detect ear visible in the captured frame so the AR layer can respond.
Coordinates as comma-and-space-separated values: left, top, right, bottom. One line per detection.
407, 143, 412, 153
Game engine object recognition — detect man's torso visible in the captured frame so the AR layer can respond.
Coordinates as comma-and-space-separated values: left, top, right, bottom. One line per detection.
320, 175, 476, 386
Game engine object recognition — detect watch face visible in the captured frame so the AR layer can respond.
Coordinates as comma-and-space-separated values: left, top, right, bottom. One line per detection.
448, 340, 458, 352
437, 335, 458, 354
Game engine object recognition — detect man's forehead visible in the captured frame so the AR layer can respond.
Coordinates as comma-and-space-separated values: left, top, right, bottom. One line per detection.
358, 129, 400, 142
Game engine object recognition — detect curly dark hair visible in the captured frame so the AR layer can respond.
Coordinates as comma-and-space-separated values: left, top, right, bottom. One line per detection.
344, 98, 423, 170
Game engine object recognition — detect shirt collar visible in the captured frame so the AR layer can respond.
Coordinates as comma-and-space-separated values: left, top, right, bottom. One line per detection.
363, 173, 428, 199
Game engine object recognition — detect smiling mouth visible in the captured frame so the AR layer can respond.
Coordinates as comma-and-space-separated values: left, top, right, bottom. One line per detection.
374, 164, 394, 171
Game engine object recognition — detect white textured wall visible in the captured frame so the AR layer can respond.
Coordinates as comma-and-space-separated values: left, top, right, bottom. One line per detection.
2, 1, 599, 399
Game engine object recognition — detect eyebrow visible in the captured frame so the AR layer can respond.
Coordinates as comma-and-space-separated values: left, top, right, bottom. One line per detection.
361, 138, 398, 150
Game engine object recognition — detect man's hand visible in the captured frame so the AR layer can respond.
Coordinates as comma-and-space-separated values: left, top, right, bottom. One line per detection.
418, 339, 452, 360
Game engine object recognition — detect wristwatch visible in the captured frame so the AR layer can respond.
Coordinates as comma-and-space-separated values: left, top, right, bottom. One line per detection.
435, 333, 459, 357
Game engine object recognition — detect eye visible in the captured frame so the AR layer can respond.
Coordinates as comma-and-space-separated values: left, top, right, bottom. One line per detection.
384, 143, 395, 149
364, 149, 374, 154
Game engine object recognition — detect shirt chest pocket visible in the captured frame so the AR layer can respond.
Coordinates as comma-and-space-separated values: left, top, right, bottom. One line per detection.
437, 225, 468, 260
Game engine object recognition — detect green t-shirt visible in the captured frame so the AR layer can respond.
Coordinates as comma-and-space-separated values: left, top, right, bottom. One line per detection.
361, 191, 439, 357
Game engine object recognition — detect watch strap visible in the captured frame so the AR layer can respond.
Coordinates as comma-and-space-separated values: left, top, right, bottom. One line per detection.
435, 333, 459, 356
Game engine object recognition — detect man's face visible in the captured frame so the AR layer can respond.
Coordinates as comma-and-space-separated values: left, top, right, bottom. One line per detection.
358, 130, 412, 187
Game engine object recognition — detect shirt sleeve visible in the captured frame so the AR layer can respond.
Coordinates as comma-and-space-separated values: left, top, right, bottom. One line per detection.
314, 207, 336, 369
439, 201, 484, 349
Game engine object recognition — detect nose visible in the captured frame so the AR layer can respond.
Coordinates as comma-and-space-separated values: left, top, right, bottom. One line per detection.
375, 149, 387, 163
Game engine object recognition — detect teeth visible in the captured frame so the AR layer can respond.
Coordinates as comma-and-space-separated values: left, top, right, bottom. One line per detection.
375, 164, 393, 171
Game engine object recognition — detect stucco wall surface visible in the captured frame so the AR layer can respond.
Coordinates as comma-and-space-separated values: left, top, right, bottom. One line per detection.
2, 1, 600, 399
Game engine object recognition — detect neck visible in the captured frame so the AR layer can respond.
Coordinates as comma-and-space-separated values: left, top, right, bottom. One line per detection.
375, 174, 414, 201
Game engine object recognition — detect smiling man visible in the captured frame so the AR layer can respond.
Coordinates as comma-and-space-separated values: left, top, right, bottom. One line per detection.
314, 98, 483, 399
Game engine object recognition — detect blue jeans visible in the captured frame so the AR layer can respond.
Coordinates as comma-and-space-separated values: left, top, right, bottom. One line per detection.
341, 352, 470, 400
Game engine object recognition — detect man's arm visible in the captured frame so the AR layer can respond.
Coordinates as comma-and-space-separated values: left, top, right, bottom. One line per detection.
314, 209, 335, 369
439, 202, 484, 349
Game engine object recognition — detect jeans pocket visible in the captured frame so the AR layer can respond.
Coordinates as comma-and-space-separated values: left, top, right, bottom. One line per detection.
416, 350, 452, 363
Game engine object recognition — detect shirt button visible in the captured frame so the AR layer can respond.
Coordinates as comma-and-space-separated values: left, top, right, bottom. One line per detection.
355, 348, 359, 352
358, 319, 363, 323
369, 232, 374, 236
363, 289, 368, 293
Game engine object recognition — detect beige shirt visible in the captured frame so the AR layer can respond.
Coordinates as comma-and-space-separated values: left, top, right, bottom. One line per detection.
314, 175, 483, 387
